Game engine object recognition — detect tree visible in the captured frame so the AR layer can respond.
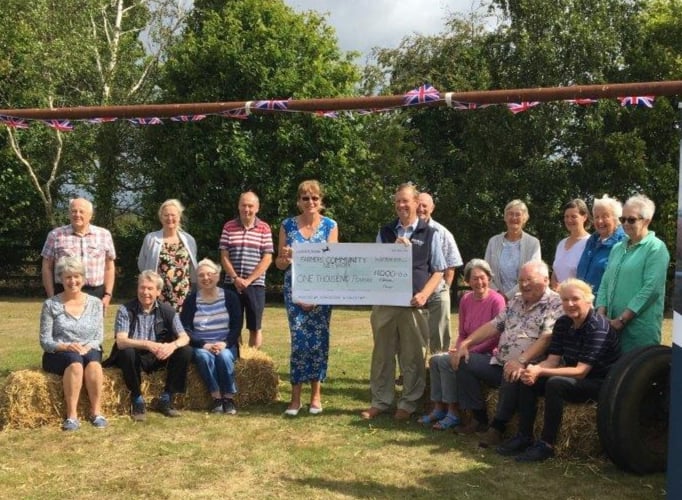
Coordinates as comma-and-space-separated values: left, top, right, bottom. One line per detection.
0, 0, 189, 227
142, 0, 391, 262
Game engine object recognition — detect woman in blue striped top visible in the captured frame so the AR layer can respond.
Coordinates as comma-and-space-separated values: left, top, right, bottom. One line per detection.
180, 259, 242, 414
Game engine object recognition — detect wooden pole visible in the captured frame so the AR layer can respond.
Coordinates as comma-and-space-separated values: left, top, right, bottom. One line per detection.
1, 80, 681, 120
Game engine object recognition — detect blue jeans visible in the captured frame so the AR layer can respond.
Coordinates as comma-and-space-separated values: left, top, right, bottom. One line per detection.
193, 346, 238, 395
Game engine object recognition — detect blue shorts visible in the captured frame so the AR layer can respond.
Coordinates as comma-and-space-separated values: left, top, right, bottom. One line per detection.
42, 349, 102, 375
228, 284, 266, 331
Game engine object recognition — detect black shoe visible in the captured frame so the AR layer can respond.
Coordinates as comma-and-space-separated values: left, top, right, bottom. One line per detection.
496, 433, 532, 456
157, 399, 181, 418
222, 398, 237, 415
132, 401, 146, 422
211, 398, 224, 414
515, 440, 555, 462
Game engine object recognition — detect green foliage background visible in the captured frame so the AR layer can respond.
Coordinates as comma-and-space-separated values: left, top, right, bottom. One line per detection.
0, 0, 681, 296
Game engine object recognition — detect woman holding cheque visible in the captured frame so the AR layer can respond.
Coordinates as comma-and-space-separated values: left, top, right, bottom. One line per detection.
276, 180, 338, 416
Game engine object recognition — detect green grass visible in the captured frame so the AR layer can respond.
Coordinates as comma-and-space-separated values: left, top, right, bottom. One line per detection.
0, 298, 668, 499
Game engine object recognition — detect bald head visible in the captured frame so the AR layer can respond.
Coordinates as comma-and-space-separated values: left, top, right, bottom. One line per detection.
417, 193, 435, 221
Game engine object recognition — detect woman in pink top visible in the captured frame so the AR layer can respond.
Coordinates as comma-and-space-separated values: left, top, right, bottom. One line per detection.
419, 259, 506, 430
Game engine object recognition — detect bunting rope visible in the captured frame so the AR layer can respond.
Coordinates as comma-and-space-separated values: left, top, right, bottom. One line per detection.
0, 81, 676, 131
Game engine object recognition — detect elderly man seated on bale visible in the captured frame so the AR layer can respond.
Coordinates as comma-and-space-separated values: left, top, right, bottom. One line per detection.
103, 270, 193, 421
496, 278, 621, 462
451, 260, 563, 448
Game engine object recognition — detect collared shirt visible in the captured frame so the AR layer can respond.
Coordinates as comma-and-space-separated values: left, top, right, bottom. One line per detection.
491, 288, 563, 365
114, 301, 184, 342
428, 218, 463, 291
41, 224, 116, 287
219, 217, 274, 286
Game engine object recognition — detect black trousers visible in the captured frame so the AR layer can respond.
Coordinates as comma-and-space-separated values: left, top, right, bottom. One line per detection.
115, 345, 193, 398
518, 375, 603, 445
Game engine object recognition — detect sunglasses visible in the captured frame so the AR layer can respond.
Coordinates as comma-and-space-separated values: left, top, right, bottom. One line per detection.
618, 216, 643, 224
301, 196, 320, 202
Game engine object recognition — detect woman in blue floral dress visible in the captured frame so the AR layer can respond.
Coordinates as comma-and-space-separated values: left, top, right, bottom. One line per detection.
275, 180, 338, 416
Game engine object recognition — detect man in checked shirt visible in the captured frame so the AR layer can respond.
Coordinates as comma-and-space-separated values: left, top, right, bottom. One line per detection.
41, 198, 116, 309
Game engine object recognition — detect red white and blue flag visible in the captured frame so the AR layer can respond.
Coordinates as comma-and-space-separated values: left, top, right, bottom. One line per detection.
507, 101, 540, 114
221, 109, 248, 120
0, 115, 29, 129
128, 117, 163, 126
86, 117, 118, 124
43, 119, 74, 132
170, 114, 207, 122
404, 84, 440, 105
254, 100, 289, 111
618, 95, 655, 108
566, 98, 598, 106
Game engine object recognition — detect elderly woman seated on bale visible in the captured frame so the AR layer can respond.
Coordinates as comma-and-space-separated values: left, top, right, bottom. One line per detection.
180, 258, 242, 415
39, 256, 106, 431
495, 278, 621, 462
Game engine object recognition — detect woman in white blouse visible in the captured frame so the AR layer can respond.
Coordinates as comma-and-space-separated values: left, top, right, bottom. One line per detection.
485, 199, 541, 300
550, 199, 590, 290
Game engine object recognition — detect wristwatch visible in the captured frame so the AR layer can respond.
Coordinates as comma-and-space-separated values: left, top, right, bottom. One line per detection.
518, 355, 528, 366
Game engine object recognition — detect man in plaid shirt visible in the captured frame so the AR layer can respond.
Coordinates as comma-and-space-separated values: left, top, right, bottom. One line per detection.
41, 198, 116, 308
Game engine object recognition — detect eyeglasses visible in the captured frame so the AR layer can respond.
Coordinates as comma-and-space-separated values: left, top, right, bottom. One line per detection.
301, 196, 320, 202
618, 216, 643, 224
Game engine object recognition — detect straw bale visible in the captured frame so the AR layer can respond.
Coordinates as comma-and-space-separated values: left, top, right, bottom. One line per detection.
0, 346, 279, 430
485, 387, 601, 458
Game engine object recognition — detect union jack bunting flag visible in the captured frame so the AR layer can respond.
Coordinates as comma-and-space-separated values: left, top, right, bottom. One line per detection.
86, 117, 118, 124
404, 84, 440, 105
170, 114, 207, 122
618, 95, 655, 108
43, 120, 74, 132
254, 100, 289, 111
449, 101, 479, 110
507, 101, 540, 114
566, 98, 598, 105
0, 115, 29, 129
315, 110, 338, 118
221, 109, 248, 120
128, 117, 163, 126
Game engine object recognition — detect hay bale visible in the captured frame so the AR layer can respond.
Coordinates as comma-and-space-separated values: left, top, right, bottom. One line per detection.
0, 346, 279, 430
485, 388, 601, 458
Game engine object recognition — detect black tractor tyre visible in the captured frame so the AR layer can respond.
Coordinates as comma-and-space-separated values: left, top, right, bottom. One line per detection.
598, 345, 671, 474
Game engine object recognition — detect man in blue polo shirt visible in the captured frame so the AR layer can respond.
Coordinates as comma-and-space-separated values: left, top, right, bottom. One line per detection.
361, 183, 446, 421
496, 278, 620, 462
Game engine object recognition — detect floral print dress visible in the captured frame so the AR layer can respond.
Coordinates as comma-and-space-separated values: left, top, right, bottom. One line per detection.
282, 216, 337, 384
157, 241, 191, 312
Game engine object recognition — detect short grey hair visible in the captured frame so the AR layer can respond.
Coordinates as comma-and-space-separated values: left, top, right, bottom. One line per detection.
624, 194, 656, 220
158, 199, 185, 226
463, 258, 493, 282
592, 194, 623, 220
521, 260, 550, 279
196, 258, 221, 275
138, 270, 163, 291
56, 256, 85, 278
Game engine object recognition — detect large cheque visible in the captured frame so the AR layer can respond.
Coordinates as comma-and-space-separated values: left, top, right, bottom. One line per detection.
291, 242, 412, 306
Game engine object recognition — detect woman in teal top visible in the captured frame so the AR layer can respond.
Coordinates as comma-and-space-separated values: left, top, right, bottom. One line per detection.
596, 194, 670, 352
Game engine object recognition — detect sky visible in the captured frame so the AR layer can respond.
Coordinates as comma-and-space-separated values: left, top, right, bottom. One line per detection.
283, 0, 481, 61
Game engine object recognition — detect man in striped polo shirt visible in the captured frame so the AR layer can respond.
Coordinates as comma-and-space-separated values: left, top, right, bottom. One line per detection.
219, 191, 274, 349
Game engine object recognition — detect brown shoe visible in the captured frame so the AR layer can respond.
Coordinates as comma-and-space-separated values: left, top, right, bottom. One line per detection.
394, 409, 413, 421
360, 407, 383, 420
455, 420, 488, 435
478, 427, 502, 448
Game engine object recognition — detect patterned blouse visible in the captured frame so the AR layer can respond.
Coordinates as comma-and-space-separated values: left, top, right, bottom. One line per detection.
158, 241, 191, 311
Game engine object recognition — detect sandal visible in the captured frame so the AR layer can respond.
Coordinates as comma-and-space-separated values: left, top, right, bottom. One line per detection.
432, 413, 461, 430
418, 409, 447, 425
